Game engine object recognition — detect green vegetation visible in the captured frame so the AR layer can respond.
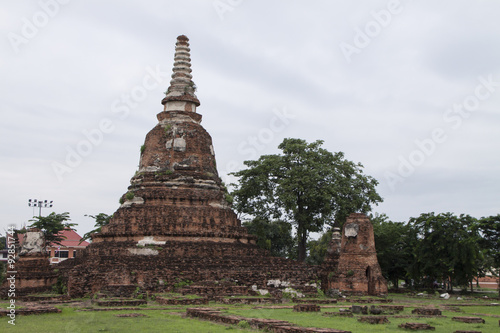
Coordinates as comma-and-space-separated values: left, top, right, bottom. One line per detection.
230, 138, 382, 261
25, 212, 77, 249
242, 218, 295, 259
52, 276, 67, 295
0, 307, 255, 332
173, 278, 193, 289
125, 191, 135, 200
164, 124, 172, 135
80, 213, 112, 243
140, 145, 145, 154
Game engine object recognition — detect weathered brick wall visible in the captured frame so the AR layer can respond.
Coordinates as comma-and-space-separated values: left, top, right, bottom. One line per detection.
1, 254, 57, 297
65, 239, 318, 298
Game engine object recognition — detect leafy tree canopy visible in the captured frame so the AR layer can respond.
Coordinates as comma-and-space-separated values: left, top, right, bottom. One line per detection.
408, 212, 480, 290
231, 138, 382, 261
81, 213, 112, 243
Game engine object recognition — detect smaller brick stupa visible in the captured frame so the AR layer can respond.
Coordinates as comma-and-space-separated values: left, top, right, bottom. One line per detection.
322, 213, 387, 296
1, 229, 58, 297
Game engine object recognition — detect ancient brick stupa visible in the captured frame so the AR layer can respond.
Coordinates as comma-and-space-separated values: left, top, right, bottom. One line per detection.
93, 34, 253, 246
322, 213, 388, 296
1, 229, 58, 297
66, 35, 316, 297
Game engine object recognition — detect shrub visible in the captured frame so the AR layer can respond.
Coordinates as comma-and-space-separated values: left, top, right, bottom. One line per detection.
237, 320, 250, 329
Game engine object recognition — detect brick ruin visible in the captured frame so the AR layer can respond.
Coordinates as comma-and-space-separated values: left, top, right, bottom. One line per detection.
7, 35, 387, 299
322, 213, 388, 296
1, 229, 58, 297
63, 35, 318, 297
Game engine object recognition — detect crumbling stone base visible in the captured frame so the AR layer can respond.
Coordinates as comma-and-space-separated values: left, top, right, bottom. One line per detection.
156, 297, 209, 306
411, 308, 442, 316
399, 322, 435, 330
0, 305, 61, 316
94, 299, 147, 307
357, 316, 389, 324
452, 317, 485, 324
293, 304, 321, 312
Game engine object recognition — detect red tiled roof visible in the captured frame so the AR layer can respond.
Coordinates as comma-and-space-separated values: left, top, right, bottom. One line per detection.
50, 228, 89, 247
18, 228, 89, 248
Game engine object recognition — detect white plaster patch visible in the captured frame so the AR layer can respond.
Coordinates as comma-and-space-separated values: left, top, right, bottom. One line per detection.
166, 139, 173, 149
173, 138, 186, 152
257, 289, 269, 296
345, 223, 359, 238
209, 145, 215, 155
283, 287, 304, 298
141, 166, 160, 172
20, 231, 45, 256
305, 283, 318, 288
267, 279, 290, 288
137, 236, 166, 246
128, 247, 159, 256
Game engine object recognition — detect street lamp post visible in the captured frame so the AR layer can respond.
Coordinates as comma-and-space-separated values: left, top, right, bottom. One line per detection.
28, 199, 53, 217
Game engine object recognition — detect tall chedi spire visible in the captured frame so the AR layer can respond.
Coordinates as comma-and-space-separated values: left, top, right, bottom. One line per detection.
91, 35, 252, 244
161, 35, 200, 112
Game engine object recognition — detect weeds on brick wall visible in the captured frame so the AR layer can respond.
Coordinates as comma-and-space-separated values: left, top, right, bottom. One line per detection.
125, 191, 135, 200
173, 278, 193, 289
155, 170, 173, 177
140, 145, 145, 154
346, 270, 354, 277
52, 276, 67, 295
164, 124, 172, 135
237, 320, 250, 329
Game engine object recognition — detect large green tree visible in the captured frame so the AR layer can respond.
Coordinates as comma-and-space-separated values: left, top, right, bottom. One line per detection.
231, 138, 382, 261
27, 212, 77, 249
408, 212, 481, 291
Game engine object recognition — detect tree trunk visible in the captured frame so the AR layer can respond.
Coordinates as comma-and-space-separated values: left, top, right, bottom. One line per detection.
297, 225, 307, 262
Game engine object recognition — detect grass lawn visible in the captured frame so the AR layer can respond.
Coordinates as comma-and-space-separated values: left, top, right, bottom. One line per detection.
0, 306, 255, 333
0, 294, 499, 332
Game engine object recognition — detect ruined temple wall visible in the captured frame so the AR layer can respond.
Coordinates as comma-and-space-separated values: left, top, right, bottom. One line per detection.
322, 213, 388, 296
66, 240, 318, 297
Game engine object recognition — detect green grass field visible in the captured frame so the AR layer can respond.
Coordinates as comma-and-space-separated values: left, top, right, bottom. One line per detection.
1, 294, 499, 332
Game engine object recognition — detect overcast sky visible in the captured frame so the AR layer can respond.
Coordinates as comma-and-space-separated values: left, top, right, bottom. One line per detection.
1, 0, 499, 237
